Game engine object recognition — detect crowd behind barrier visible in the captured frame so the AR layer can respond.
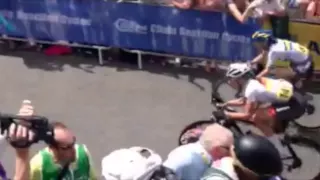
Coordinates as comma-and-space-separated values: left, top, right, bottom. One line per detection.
0, 0, 260, 64
0, 0, 320, 71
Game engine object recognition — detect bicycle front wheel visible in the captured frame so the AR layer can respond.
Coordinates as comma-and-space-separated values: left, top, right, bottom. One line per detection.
212, 78, 242, 103
178, 120, 213, 146
281, 136, 320, 180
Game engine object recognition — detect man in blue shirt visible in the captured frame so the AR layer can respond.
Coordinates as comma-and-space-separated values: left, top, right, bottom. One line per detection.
163, 124, 234, 180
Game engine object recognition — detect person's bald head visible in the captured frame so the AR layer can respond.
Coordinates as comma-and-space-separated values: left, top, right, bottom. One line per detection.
199, 124, 234, 158
50, 122, 76, 163
53, 122, 74, 145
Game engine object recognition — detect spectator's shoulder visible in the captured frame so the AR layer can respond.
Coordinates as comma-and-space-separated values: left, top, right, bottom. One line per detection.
167, 143, 196, 162
30, 148, 45, 166
77, 143, 91, 154
30, 149, 45, 179
201, 168, 234, 180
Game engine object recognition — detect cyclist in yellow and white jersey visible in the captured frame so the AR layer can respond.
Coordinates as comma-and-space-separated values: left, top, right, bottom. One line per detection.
214, 63, 306, 138
250, 29, 314, 90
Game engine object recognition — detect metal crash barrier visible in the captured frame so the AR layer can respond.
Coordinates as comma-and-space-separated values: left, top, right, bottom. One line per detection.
0, 0, 261, 69
1, 0, 320, 72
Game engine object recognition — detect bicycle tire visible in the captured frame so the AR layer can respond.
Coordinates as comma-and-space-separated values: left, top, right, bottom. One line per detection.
293, 120, 320, 130
178, 120, 213, 146
212, 78, 242, 103
282, 136, 320, 180
178, 118, 245, 146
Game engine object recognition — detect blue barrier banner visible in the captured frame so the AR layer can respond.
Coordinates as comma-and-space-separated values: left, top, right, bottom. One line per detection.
0, 0, 260, 61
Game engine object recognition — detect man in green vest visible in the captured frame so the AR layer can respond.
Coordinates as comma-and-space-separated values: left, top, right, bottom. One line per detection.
30, 121, 97, 180
9, 100, 97, 180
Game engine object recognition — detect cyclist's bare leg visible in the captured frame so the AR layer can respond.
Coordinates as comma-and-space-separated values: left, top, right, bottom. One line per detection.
271, 67, 295, 81
250, 108, 276, 137
251, 108, 292, 156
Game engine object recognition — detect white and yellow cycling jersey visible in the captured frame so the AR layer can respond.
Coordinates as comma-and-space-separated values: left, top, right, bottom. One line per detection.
244, 77, 293, 104
266, 39, 310, 70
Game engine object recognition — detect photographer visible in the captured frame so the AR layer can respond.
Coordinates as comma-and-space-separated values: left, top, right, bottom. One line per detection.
6, 100, 97, 180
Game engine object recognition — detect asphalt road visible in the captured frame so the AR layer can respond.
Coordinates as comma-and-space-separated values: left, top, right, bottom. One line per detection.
0, 50, 319, 179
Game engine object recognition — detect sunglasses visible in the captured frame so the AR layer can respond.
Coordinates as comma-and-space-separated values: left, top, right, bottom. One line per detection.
55, 137, 76, 150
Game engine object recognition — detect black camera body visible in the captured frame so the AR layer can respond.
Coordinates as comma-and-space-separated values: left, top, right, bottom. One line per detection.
0, 114, 55, 148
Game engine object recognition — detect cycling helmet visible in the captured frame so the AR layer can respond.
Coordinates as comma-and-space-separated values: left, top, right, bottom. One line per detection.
232, 135, 283, 176
251, 29, 273, 43
101, 146, 162, 180
226, 63, 252, 78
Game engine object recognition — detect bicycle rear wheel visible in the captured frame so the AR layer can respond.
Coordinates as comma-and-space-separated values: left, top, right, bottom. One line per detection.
293, 102, 320, 130
294, 118, 320, 130
281, 136, 320, 180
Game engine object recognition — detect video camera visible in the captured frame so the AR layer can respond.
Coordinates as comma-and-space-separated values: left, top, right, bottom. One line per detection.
0, 113, 54, 148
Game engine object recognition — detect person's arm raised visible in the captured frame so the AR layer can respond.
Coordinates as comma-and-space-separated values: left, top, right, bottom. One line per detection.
228, 0, 258, 23
10, 100, 35, 180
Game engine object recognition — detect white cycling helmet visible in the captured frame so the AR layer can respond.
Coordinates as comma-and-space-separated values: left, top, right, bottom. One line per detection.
226, 63, 251, 78
101, 146, 162, 180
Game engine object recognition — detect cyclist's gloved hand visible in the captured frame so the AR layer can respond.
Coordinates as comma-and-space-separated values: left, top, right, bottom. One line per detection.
213, 111, 227, 120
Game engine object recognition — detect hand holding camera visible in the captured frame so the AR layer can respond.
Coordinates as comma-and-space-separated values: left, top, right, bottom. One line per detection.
1, 100, 54, 149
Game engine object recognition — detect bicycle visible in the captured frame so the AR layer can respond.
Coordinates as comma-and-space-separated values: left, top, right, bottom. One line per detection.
212, 62, 318, 129
178, 94, 320, 180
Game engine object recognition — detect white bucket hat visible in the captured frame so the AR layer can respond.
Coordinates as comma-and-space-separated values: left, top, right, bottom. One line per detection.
101, 146, 162, 180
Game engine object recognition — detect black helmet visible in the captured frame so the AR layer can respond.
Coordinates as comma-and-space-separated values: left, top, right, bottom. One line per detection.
233, 135, 282, 176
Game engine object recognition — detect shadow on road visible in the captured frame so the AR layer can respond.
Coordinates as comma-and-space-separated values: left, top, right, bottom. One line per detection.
3, 49, 224, 92
2, 50, 98, 73
4, 48, 320, 96
104, 58, 223, 92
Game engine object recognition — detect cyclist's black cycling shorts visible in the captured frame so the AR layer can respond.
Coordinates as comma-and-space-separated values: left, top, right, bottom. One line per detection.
270, 92, 306, 121
290, 56, 314, 81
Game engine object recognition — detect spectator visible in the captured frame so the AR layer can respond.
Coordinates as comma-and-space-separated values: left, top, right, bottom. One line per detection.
0, 134, 6, 159
305, 0, 320, 20
226, 0, 251, 23
8, 100, 97, 180
162, 124, 234, 180
249, 0, 290, 39
172, 0, 225, 11
10, 100, 36, 180
284, 0, 309, 18
101, 147, 162, 179
228, 0, 286, 23
30, 121, 97, 180
201, 135, 283, 180
0, 163, 6, 179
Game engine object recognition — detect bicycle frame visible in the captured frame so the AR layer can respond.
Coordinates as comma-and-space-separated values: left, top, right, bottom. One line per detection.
211, 93, 302, 172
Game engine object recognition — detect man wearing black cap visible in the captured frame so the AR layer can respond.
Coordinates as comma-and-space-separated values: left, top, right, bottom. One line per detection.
201, 135, 283, 180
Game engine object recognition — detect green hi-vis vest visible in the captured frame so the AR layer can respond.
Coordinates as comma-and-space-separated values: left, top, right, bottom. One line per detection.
40, 144, 90, 180
201, 167, 234, 180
